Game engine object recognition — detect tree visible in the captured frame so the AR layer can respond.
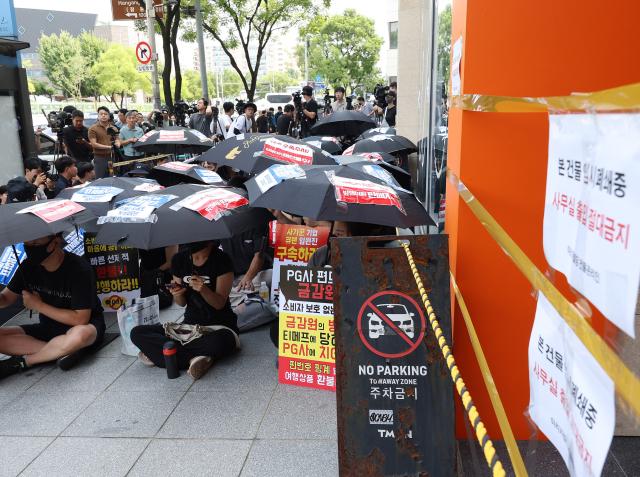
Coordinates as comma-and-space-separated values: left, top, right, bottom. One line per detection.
437, 4, 452, 88
254, 70, 300, 98
93, 44, 145, 108
183, 0, 328, 102
38, 31, 87, 98
298, 9, 383, 92
31, 80, 56, 100
221, 68, 244, 99
78, 32, 107, 97
181, 69, 217, 101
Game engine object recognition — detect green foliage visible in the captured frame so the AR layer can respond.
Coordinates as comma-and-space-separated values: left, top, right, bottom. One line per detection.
298, 9, 383, 92
181, 69, 217, 100
221, 68, 244, 98
79, 32, 107, 97
92, 44, 145, 108
38, 31, 87, 98
437, 4, 452, 87
255, 70, 300, 98
31, 79, 56, 98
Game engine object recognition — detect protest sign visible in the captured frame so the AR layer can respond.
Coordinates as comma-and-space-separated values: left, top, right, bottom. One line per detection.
543, 113, 640, 337
17, 200, 85, 223
63, 229, 85, 256
278, 266, 335, 391
0, 244, 25, 286
528, 294, 615, 477
71, 186, 123, 203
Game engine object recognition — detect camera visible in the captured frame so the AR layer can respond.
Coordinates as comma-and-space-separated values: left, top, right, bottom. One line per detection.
346, 96, 354, 110
291, 91, 303, 110
153, 110, 165, 128
46, 110, 72, 133
234, 98, 246, 116
374, 84, 390, 108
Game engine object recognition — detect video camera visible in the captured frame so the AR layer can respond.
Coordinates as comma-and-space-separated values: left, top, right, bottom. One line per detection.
235, 99, 246, 116
374, 83, 390, 108
45, 110, 72, 134
174, 101, 197, 127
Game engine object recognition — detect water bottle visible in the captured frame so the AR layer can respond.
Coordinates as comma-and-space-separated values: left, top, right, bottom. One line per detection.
259, 281, 269, 301
163, 341, 179, 379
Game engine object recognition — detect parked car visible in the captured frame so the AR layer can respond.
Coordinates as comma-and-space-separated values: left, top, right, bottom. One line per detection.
256, 92, 294, 112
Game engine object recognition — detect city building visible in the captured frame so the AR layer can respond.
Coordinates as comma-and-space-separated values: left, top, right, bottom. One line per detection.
93, 23, 132, 48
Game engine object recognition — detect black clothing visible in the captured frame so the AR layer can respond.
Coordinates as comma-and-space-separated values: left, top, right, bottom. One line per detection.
308, 244, 331, 267
301, 99, 318, 137
8, 252, 105, 340
256, 115, 270, 133
171, 248, 238, 332
220, 226, 270, 276
130, 324, 237, 369
188, 112, 213, 137
21, 317, 105, 345
62, 126, 92, 162
6, 176, 36, 203
276, 114, 293, 136
53, 175, 72, 198
385, 106, 397, 127
140, 248, 167, 271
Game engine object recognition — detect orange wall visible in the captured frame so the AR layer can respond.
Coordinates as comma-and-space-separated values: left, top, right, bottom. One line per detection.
447, 0, 640, 439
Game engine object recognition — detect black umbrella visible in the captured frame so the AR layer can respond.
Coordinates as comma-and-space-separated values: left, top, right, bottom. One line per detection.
198, 133, 274, 167
0, 199, 95, 249
349, 151, 399, 164
310, 110, 376, 137
357, 127, 397, 139
343, 134, 418, 156
94, 184, 272, 249
150, 161, 224, 187
246, 165, 432, 228
334, 156, 412, 190
132, 126, 214, 154
303, 136, 343, 154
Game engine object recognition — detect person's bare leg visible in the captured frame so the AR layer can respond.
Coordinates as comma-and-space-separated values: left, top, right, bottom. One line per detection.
0, 327, 47, 357
24, 325, 97, 367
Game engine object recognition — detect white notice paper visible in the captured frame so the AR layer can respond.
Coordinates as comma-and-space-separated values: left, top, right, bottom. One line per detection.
451, 36, 463, 96
528, 294, 615, 477
543, 113, 640, 337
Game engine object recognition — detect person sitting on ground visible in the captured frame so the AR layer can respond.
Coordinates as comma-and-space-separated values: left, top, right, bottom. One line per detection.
130, 241, 240, 380
221, 222, 272, 292
0, 184, 7, 204
0, 234, 106, 379
52, 156, 78, 198
73, 162, 95, 186
18, 157, 49, 201
6, 176, 37, 203
139, 246, 179, 310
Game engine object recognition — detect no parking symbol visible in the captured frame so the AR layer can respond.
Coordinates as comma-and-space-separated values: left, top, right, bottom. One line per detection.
357, 290, 427, 359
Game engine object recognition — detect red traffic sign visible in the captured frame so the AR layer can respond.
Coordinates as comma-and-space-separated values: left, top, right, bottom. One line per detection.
357, 290, 426, 359
136, 41, 152, 65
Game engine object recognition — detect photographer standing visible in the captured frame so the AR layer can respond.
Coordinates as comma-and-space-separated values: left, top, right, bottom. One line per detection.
187, 98, 213, 137
277, 104, 295, 136
330, 87, 347, 113
89, 106, 118, 179
300, 85, 318, 138
232, 102, 256, 136
62, 110, 92, 163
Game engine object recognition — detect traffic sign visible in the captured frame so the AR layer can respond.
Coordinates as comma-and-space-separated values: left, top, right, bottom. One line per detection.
357, 290, 426, 359
137, 64, 154, 72
110, 0, 163, 21
136, 41, 152, 65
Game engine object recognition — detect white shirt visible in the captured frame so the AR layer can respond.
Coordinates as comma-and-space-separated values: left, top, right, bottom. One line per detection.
231, 115, 253, 136
210, 115, 230, 138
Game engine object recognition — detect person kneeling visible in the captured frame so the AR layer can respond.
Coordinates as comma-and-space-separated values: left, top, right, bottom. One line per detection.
0, 234, 106, 379
130, 241, 240, 380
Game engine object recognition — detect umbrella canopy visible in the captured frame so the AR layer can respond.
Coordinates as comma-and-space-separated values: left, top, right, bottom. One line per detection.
310, 110, 376, 137
200, 135, 336, 174
198, 133, 274, 166
150, 161, 224, 187
343, 134, 418, 156
358, 127, 397, 139
132, 127, 214, 154
0, 199, 95, 248
94, 184, 272, 249
334, 156, 412, 190
246, 164, 432, 228
349, 151, 400, 164
303, 136, 343, 155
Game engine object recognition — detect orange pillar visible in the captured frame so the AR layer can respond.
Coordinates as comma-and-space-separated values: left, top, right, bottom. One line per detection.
447, 0, 640, 439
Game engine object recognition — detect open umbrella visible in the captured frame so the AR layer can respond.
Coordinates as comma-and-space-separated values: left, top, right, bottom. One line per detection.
132, 127, 214, 155
198, 133, 274, 166
309, 110, 376, 137
94, 184, 272, 249
357, 127, 397, 139
349, 151, 400, 164
343, 134, 418, 156
245, 164, 432, 228
303, 136, 343, 155
150, 161, 224, 187
0, 199, 95, 249
334, 156, 412, 190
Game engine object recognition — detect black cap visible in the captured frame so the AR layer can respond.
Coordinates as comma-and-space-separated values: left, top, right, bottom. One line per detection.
302, 86, 313, 96
6, 176, 36, 203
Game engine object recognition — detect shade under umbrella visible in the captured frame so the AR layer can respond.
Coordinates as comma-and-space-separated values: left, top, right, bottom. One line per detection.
0, 199, 95, 249
246, 164, 432, 228
94, 184, 272, 249
358, 127, 397, 140
343, 134, 418, 156
310, 110, 376, 137
133, 126, 214, 155
334, 156, 412, 190
150, 161, 224, 187
303, 136, 343, 155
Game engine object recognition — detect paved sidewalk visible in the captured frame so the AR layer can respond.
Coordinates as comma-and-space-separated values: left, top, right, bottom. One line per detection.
0, 305, 338, 477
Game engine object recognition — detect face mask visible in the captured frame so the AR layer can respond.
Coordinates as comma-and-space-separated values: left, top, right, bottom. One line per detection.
186, 241, 210, 254
24, 237, 55, 264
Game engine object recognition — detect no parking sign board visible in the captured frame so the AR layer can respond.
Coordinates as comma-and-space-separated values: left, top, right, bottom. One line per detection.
136, 41, 152, 64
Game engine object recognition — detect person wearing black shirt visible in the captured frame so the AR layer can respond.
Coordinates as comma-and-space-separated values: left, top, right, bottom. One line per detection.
300, 85, 318, 138
0, 234, 106, 379
384, 92, 397, 127
256, 110, 270, 133
220, 224, 272, 291
52, 156, 77, 198
130, 241, 239, 380
62, 110, 93, 162
187, 98, 213, 137
277, 104, 295, 136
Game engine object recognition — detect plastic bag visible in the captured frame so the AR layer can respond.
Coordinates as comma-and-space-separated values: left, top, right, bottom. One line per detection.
117, 295, 161, 356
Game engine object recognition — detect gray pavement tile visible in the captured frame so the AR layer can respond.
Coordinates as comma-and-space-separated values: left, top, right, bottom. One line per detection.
21, 437, 149, 477
2, 309, 33, 326
240, 439, 338, 477
0, 391, 99, 436
0, 436, 54, 477
239, 326, 278, 356
0, 363, 54, 394
108, 360, 194, 392
94, 336, 126, 358
63, 391, 184, 438
30, 356, 134, 393
190, 353, 278, 392
129, 438, 252, 477
257, 385, 337, 440
158, 390, 273, 439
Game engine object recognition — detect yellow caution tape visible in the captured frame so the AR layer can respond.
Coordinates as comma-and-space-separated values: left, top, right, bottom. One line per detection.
402, 243, 506, 477
450, 82, 640, 113
450, 272, 528, 477
449, 170, 640, 418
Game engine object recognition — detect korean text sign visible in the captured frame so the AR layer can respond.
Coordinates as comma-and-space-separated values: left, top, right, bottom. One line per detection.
528, 294, 615, 477
543, 113, 640, 337
278, 266, 335, 391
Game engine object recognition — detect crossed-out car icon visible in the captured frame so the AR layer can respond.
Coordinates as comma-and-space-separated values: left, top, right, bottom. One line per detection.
368, 304, 415, 339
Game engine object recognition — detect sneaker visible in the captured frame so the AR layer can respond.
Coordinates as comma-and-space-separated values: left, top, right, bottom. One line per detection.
187, 356, 212, 380
57, 349, 87, 371
0, 356, 27, 380
138, 352, 155, 367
